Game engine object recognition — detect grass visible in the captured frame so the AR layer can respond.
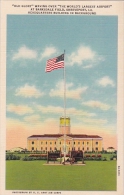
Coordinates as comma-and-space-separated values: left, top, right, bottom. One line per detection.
6, 160, 117, 191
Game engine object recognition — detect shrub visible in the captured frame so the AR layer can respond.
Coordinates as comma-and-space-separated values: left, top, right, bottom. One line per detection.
86, 154, 90, 157
110, 155, 117, 161
29, 154, 47, 158
97, 154, 102, 157
103, 157, 107, 161
6, 155, 10, 160
6, 154, 21, 160
22, 154, 47, 161
96, 158, 102, 161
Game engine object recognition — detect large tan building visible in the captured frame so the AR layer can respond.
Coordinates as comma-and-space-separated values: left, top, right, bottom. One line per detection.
27, 117, 103, 153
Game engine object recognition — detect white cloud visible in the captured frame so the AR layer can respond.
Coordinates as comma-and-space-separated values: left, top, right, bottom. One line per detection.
82, 118, 108, 125
39, 46, 57, 61
67, 107, 96, 117
37, 105, 96, 117
82, 100, 111, 111
68, 45, 104, 68
44, 118, 58, 124
37, 105, 63, 114
69, 45, 96, 66
7, 104, 34, 115
15, 84, 44, 98
12, 45, 37, 60
82, 64, 93, 69
49, 80, 88, 100
97, 76, 115, 87
24, 114, 41, 124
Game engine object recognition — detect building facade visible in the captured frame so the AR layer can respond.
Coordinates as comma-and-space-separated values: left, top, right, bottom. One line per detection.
27, 117, 103, 153
107, 147, 115, 153
27, 134, 103, 153
10, 147, 25, 152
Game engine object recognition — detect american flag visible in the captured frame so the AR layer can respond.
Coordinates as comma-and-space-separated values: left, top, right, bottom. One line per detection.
45, 54, 64, 72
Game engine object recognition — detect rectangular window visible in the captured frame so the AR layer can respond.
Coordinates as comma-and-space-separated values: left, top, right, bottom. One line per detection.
78, 147, 80, 150
50, 147, 52, 151
32, 147, 34, 150
45, 147, 47, 150
41, 147, 43, 150
50, 142, 52, 145
96, 147, 98, 151
83, 142, 84, 145
32, 141, 34, 144
96, 142, 98, 145
87, 147, 89, 151
87, 142, 89, 145
41, 142, 43, 144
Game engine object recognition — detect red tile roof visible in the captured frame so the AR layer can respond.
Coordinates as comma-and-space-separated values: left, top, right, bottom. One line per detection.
28, 134, 102, 139
107, 147, 115, 149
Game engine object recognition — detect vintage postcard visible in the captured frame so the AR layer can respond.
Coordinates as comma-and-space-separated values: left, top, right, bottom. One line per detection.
0, 1, 124, 195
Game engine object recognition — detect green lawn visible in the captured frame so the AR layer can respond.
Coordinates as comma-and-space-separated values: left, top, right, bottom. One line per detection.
6, 160, 117, 191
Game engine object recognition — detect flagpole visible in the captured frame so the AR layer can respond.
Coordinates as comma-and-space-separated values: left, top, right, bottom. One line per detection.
63, 50, 66, 164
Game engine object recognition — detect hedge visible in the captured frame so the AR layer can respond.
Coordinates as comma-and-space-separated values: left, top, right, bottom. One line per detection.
6, 154, 21, 160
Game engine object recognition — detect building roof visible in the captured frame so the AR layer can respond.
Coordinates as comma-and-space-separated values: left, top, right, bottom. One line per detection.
10, 147, 24, 149
107, 147, 115, 149
10, 147, 25, 151
28, 134, 102, 139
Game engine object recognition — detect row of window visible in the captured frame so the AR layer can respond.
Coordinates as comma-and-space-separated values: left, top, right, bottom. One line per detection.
31, 147, 99, 151
31, 141, 99, 145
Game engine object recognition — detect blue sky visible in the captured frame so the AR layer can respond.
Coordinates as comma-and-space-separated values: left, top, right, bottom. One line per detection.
6, 15, 117, 149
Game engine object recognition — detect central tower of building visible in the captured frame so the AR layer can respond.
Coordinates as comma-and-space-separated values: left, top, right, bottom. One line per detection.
59, 116, 70, 134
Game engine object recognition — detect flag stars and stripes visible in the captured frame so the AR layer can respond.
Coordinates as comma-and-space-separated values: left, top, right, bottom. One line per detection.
45, 54, 64, 72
